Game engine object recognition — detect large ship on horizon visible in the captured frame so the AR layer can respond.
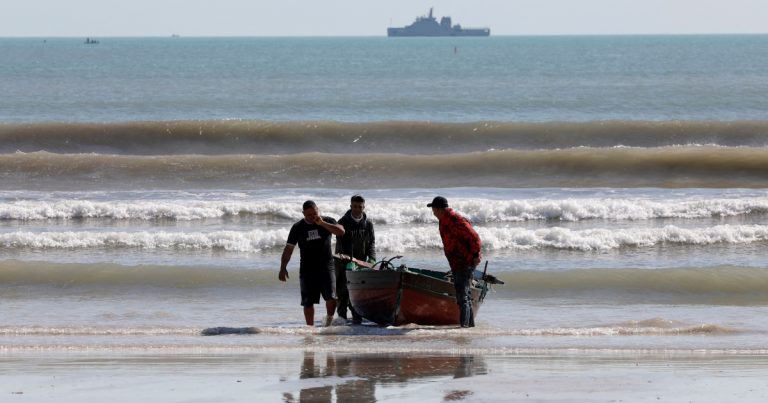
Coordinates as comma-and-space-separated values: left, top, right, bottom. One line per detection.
387, 8, 490, 37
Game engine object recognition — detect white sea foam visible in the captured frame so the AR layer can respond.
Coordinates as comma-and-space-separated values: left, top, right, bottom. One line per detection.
473, 224, 768, 251
1, 196, 768, 222
0, 200, 297, 221
0, 322, 738, 338
0, 326, 202, 336
0, 229, 289, 252
2, 224, 767, 252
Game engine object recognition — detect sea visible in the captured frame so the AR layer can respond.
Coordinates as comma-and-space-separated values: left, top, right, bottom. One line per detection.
2, 36, 768, 401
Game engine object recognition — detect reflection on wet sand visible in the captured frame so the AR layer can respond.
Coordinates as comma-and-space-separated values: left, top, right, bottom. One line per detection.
282, 351, 486, 403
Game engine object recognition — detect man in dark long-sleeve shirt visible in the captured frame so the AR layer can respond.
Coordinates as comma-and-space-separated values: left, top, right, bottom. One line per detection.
428, 196, 482, 327
335, 194, 376, 324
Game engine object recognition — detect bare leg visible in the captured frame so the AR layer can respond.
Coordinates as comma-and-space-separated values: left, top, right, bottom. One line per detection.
303, 306, 314, 326
326, 299, 337, 317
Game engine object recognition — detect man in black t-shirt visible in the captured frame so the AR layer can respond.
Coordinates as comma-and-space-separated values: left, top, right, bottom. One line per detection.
279, 200, 345, 327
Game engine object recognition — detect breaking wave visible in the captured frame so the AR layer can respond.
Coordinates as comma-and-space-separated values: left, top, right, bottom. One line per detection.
1, 196, 768, 222
1, 224, 768, 252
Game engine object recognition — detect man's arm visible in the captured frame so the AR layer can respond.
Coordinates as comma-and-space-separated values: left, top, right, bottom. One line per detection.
314, 216, 345, 236
462, 223, 482, 266
449, 216, 482, 267
279, 244, 295, 281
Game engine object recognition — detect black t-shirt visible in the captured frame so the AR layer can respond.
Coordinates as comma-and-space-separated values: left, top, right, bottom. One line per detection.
286, 216, 337, 275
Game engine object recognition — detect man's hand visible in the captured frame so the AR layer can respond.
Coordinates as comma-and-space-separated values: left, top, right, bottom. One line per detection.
279, 268, 289, 282
312, 215, 324, 225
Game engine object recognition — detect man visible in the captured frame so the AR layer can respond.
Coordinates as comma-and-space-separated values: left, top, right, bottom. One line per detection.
427, 196, 482, 328
334, 194, 376, 324
279, 200, 345, 327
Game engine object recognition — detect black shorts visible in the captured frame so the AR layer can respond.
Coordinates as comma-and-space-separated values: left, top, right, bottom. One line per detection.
299, 268, 337, 307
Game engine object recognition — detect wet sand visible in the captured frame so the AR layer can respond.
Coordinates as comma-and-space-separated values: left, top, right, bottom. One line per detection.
2, 349, 768, 402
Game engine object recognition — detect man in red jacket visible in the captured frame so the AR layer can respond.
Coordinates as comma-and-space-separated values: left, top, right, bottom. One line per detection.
427, 196, 482, 327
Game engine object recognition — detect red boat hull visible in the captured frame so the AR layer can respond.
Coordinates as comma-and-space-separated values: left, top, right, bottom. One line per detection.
346, 269, 486, 326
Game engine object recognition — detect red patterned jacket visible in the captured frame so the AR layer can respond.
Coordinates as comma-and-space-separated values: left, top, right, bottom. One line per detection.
438, 208, 482, 272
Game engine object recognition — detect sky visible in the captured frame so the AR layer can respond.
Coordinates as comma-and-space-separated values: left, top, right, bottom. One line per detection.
2, 0, 767, 37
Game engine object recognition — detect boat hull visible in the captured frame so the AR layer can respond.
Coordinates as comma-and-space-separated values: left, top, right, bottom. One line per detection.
346, 269, 486, 326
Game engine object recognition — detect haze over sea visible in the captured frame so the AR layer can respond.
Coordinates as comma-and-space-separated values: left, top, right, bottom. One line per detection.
3, 36, 768, 401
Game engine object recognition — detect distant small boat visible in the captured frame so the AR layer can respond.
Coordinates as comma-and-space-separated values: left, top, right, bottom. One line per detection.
84, 38, 100, 44
336, 255, 503, 326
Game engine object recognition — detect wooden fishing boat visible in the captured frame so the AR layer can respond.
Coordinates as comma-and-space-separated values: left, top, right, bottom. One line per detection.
337, 255, 503, 326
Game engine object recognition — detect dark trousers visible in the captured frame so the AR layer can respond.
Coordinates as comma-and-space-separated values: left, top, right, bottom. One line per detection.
334, 261, 362, 321
453, 267, 476, 328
